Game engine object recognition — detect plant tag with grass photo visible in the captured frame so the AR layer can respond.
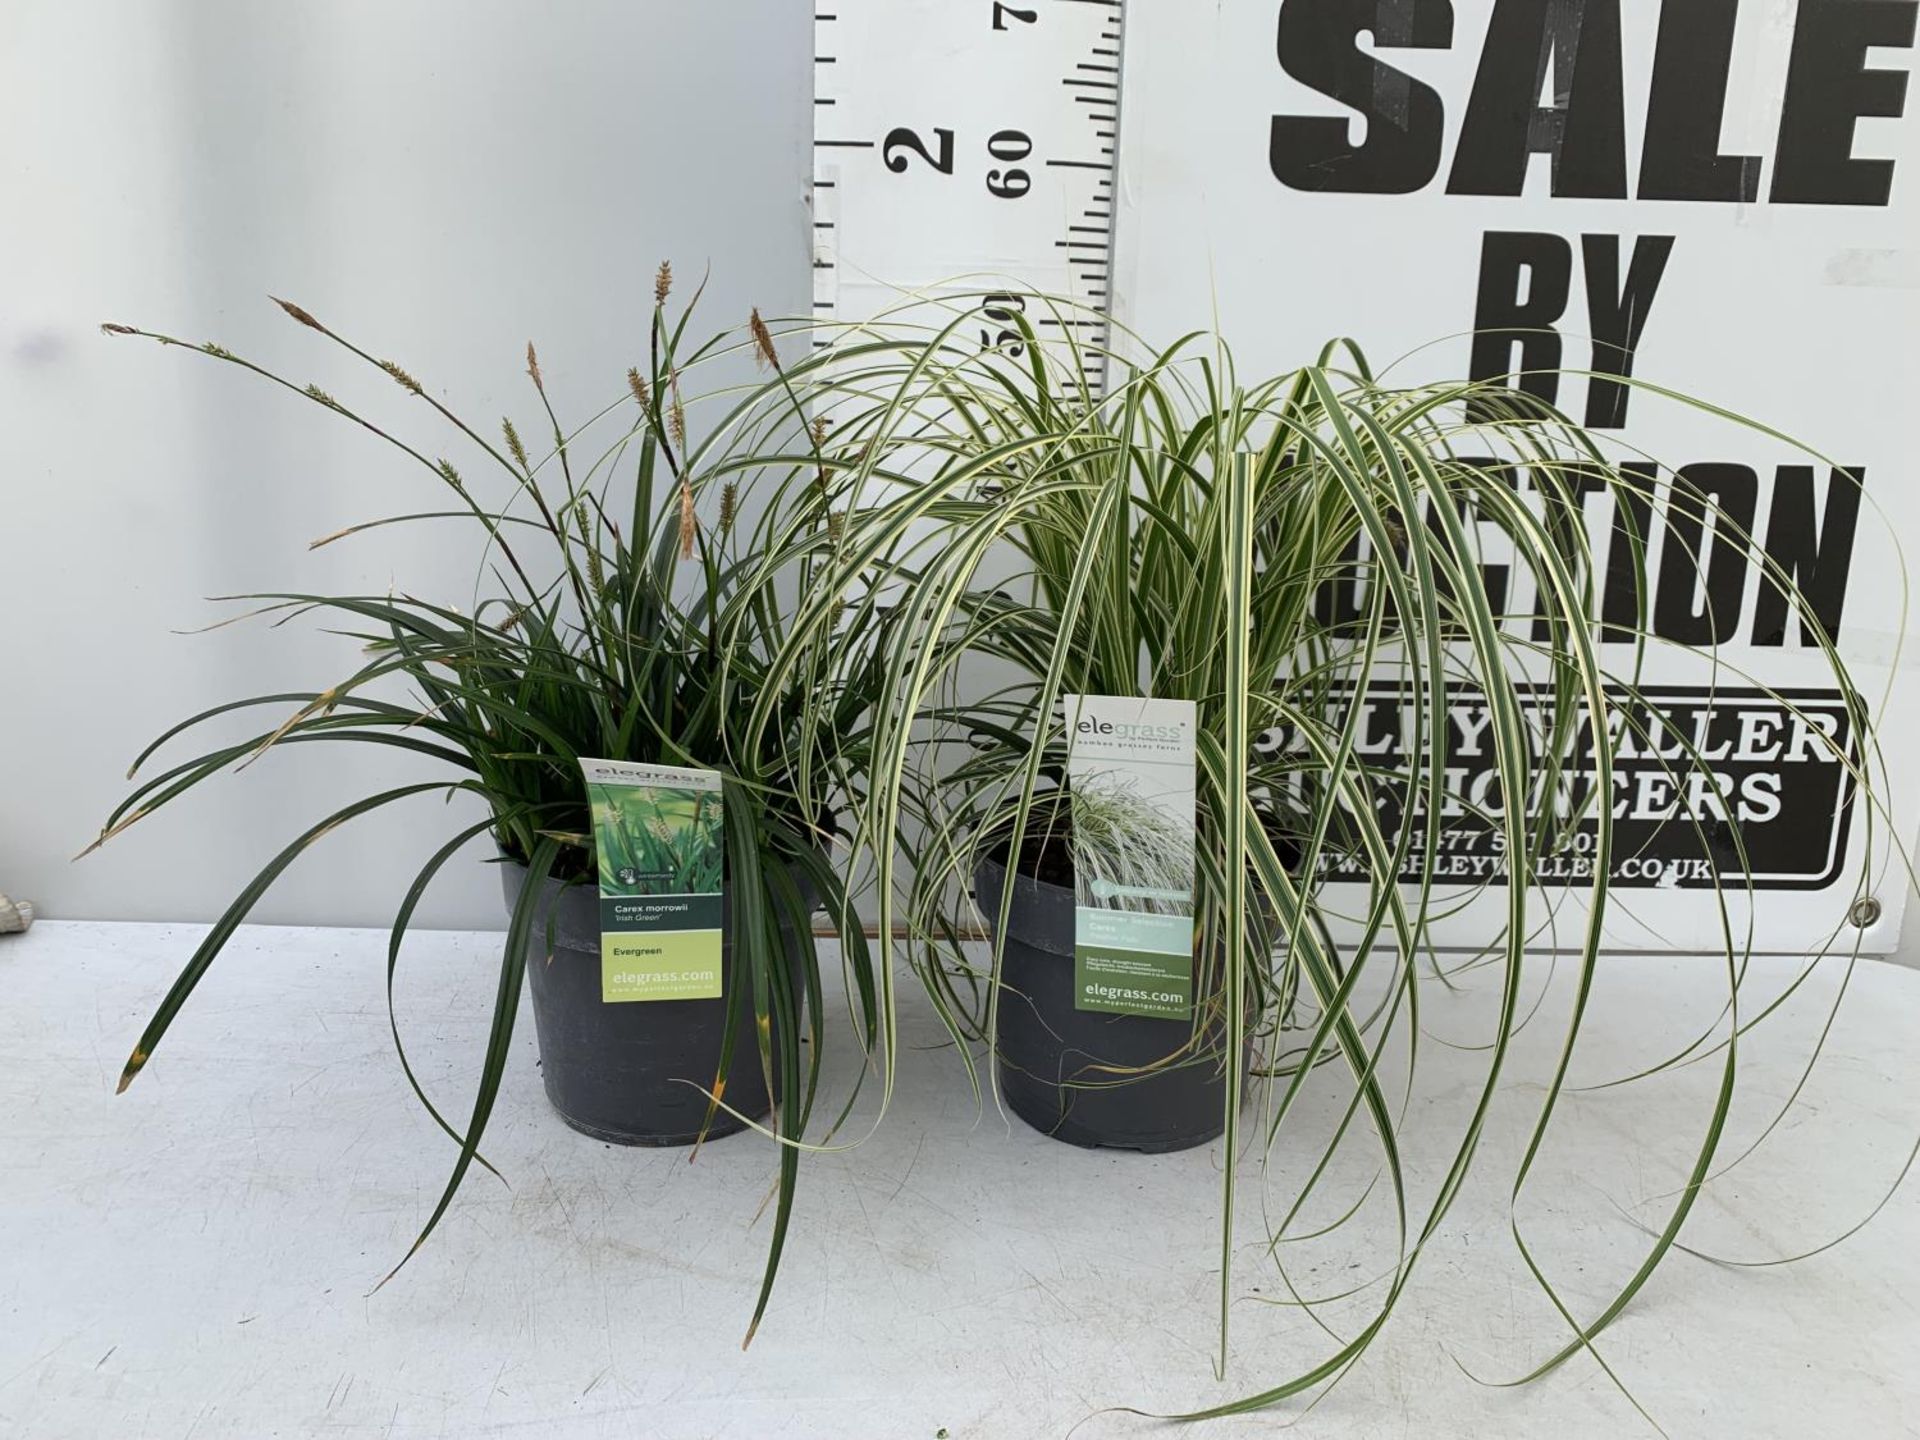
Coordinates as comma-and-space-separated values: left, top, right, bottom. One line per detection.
581, 759, 725, 1003
1065, 696, 1197, 1020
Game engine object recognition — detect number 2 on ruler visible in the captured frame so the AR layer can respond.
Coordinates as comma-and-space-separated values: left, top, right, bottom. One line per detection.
884, 127, 1032, 197
882, 128, 954, 174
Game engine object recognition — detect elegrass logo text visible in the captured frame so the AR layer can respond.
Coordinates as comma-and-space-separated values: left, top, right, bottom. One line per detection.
1066, 695, 1195, 759
1075, 716, 1187, 743
1083, 982, 1186, 1008
610, 966, 720, 989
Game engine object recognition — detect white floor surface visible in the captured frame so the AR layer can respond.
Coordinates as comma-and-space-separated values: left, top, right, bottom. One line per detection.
2, 921, 1916, 1438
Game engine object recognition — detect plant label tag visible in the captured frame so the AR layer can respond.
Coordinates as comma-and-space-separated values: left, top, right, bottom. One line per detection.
580, 758, 725, 1003
1064, 695, 1198, 1020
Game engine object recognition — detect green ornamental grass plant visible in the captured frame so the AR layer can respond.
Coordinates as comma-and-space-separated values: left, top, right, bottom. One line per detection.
91, 271, 884, 1339
747, 295, 1903, 1416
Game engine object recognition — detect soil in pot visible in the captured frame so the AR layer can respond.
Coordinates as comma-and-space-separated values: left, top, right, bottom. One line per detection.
500, 860, 814, 1147
974, 823, 1284, 1154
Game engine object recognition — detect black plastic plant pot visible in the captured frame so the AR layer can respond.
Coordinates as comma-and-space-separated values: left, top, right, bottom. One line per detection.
500, 862, 811, 1147
975, 853, 1253, 1154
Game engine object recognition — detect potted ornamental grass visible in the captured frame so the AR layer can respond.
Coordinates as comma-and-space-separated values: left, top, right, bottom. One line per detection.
762, 297, 1889, 1411
80, 276, 1897, 1410
89, 273, 880, 1336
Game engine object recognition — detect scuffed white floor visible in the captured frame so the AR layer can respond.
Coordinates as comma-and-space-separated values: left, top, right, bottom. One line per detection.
2, 920, 1915, 1438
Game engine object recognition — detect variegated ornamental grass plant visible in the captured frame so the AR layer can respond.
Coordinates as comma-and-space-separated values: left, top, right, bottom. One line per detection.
748, 297, 1906, 1417
90, 272, 886, 1339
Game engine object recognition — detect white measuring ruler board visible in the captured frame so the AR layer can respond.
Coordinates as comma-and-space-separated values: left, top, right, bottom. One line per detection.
812, 0, 1125, 397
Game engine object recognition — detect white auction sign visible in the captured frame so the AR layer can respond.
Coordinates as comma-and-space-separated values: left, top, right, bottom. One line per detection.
1110, 1, 1920, 953
817, 0, 1919, 953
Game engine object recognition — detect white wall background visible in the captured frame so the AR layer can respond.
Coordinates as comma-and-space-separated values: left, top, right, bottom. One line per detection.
0, 1, 811, 928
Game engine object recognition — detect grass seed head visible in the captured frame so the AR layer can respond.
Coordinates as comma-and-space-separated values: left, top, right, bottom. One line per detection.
380, 359, 424, 395
750, 308, 778, 371
273, 297, 323, 332
575, 501, 607, 600
502, 416, 530, 470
